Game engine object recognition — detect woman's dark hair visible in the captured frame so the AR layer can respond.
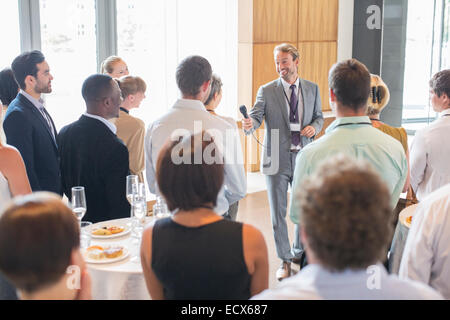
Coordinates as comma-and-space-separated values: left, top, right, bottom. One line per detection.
11, 50, 45, 90
0, 68, 19, 106
156, 131, 224, 212
0, 192, 80, 294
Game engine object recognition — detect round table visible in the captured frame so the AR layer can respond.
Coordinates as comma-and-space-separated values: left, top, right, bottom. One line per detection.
85, 217, 155, 300
388, 204, 418, 274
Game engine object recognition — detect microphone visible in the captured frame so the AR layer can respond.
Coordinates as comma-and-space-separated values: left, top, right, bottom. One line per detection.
239, 105, 249, 119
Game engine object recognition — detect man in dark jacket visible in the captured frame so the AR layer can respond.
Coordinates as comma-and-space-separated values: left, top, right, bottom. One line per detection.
58, 74, 130, 223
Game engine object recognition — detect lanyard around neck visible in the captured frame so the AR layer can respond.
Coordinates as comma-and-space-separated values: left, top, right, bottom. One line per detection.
335, 122, 372, 128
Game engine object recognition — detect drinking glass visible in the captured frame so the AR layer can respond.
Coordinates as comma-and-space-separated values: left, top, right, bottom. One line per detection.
80, 221, 92, 249
126, 175, 139, 206
153, 196, 170, 219
72, 186, 87, 227
130, 183, 147, 263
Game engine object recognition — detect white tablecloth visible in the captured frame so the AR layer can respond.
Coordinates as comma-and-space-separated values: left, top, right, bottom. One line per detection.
388, 204, 418, 274
86, 217, 154, 300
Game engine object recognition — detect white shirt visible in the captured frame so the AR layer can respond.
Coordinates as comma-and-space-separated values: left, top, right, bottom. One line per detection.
410, 109, 450, 200
83, 113, 117, 135
399, 183, 450, 299
144, 99, 246, 215
252, 263, 442, 300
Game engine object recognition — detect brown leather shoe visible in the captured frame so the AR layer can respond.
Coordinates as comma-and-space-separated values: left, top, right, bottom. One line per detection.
276, 261, 291, 281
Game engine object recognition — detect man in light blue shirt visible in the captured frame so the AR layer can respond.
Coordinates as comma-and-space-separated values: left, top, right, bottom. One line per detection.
290, 59, 407, 227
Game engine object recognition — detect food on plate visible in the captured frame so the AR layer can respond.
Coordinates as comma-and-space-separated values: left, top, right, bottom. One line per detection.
91, 225, 125, 236
85, 245, 125, 260
406, 216, 413, 225
86, 246, 106, 260
103, 247, 124, 259
92, 228, 112, 236
108, 226, 125, 234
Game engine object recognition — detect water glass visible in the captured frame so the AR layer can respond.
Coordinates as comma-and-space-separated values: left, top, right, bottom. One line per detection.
80, 221, 92, 249
153, 196, 170, 219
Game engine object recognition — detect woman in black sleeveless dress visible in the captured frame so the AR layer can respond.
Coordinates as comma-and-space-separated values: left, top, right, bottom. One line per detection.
140, 132, 268, 300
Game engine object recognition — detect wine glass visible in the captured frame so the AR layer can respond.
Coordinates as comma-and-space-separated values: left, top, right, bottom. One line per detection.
126, 175, 139, 207
71, 186, 87, 227
130, 183, 147, 263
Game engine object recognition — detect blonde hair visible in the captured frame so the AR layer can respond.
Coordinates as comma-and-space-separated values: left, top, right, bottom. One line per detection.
100, 56, 125, 75
366, 74, 390, 116
274, 43, 300, 61
116, 76, 147, 98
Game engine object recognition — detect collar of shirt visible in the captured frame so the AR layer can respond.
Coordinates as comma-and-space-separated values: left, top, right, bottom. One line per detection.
172, 98, 207, 111
20, 89, 45, 111
439, 108, 450, 117
83, 113, 117, 134
326, 116, 372, 134
280, 77, 300, 97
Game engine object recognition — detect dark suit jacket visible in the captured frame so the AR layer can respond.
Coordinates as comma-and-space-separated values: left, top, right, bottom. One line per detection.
3, 93, 62, 194
57, 115, 130, 223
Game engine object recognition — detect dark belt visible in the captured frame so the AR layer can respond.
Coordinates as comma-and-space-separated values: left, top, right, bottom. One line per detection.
290, 149, 300, 153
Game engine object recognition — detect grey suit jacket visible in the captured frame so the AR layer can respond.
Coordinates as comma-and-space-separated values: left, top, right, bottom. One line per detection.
247, 78, 324, 175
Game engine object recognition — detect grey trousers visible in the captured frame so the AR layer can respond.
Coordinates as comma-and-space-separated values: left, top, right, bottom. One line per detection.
223, 201, 239, 221
266, 151, 303, 262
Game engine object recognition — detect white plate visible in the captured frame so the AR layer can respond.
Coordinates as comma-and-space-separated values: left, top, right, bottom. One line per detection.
89, 222, 131, 239
83, 247, 129, 264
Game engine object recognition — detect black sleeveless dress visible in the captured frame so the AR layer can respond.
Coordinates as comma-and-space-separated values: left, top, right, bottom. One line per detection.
151, 218, 251, 300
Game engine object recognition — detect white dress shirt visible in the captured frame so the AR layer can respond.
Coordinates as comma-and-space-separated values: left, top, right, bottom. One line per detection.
410, 109, 450, 200
399, 183, 450, 299
144, 99, 246, 215
252, 263, 442, 300
83, 113, 117, 134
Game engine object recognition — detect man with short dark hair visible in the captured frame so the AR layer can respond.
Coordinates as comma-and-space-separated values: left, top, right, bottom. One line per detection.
0, 192, 91, 300
290, 59, 407, 224
253, 155, 441, 299
145, 56, 246, 217
4, 51, 61, 194
410, 69, 450, 201
57, 74, 130, 223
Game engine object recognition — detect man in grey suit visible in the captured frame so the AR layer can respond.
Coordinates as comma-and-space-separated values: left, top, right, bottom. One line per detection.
242, 43, 323, 281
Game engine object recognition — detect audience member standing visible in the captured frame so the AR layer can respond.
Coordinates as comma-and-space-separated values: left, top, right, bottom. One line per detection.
145, 55, 246, 217
399, 183, 450, 299
112, 76, 147, 182
290, 59, 407, 234
0, 192, 91, 300
366, 74, 410, 193
204, 74, 240, 221
3, 51, 61, 194
57, 74, 130, 223
241, 44, 324, 280
410, 69, 450, 201
141, 132, 268, 299
101, 56, 129, 79
253, 154, 442, 300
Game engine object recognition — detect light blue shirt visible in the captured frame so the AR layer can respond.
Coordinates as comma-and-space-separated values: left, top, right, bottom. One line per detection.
289, 116, 407, 225
252, 263, 442, 300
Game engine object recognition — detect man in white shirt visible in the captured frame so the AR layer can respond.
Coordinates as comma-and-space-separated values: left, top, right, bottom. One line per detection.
410, 69, 450, 201
145, 56, 246, 215
399, 183, 450, 299
252, 154, 442, 300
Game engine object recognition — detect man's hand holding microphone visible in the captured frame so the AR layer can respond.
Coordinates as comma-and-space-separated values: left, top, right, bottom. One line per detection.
240, 105, 254, 131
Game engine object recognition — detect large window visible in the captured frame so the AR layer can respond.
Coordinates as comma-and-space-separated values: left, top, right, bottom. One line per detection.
0, 1, 21, 68
40, 0, 97, 130
117, 0, 238, 127
402, 0, 450, 133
